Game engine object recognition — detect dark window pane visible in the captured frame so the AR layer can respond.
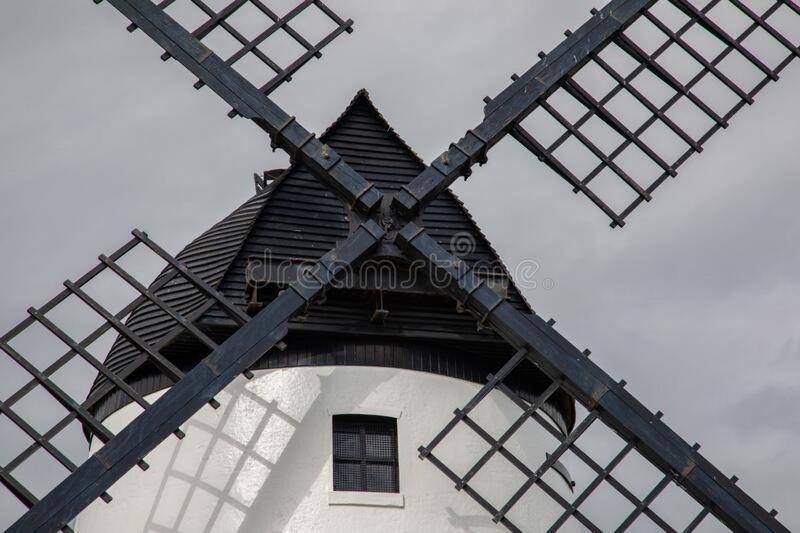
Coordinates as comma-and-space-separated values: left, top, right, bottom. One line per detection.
332, 461, 362, 491
365, 432, 395, 461
333, 430, 362, 460
365, 463, 397, 493
332, 415, 399, 493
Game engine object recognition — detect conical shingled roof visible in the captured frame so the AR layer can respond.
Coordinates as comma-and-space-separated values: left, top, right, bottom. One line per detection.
90, 90, 573, 431
211, 89, 532, 332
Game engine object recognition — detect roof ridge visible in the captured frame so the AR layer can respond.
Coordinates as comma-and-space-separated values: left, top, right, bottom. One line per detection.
92, 89, 544, 418
314, 89, 533, 313
177, 190, 271, 267
443, 188, 534, 312
210, 187, 274, 295
318, 89, 426, 168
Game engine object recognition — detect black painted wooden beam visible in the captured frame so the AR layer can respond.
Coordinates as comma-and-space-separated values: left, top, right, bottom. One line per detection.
98, 0, 382, 216
395, 221, 788, 533
8, 221, 384, 533
391, 0, 655, 216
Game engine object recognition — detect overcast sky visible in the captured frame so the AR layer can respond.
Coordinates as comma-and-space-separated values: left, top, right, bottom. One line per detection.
0, 0, 798, 530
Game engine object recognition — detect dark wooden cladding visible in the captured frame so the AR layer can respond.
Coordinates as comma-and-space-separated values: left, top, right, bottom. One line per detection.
87, 192, 267, 403
91, 90, 535, 415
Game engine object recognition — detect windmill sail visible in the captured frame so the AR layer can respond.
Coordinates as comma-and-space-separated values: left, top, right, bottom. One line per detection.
393, 0, 800, 227
0, 223, 382, 532
124, 0, 353, 104
399, 224, 787, 532
0, 231, 255, 530
508, 0, 800, 227
99, 0, 382, 215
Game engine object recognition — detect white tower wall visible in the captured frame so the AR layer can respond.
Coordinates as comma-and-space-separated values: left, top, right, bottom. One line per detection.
76, 366, 575, 532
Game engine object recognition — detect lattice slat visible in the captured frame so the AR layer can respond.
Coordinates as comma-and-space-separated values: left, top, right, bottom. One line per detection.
418, 350, 763, 532
0, 230, 251, 531
513, 0, 800, 226
397, 222, 787, 532
120, 0, 352, 109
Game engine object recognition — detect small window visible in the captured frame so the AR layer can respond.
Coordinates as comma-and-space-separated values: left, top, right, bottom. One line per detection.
332, 415, 399, 493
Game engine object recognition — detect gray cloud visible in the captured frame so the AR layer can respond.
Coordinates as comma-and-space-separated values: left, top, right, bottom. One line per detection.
1, 0, 799, 529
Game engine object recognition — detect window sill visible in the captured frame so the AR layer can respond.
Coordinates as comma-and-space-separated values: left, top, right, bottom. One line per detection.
327, 491, 405, 508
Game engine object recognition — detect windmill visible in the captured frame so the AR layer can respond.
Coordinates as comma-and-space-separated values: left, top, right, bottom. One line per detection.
0, 0, 798, 531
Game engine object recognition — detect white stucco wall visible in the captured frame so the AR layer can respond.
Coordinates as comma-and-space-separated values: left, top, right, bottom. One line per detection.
75, 366, 576, 533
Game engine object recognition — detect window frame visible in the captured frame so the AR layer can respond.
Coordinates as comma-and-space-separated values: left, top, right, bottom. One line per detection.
331, 414, 400, 494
